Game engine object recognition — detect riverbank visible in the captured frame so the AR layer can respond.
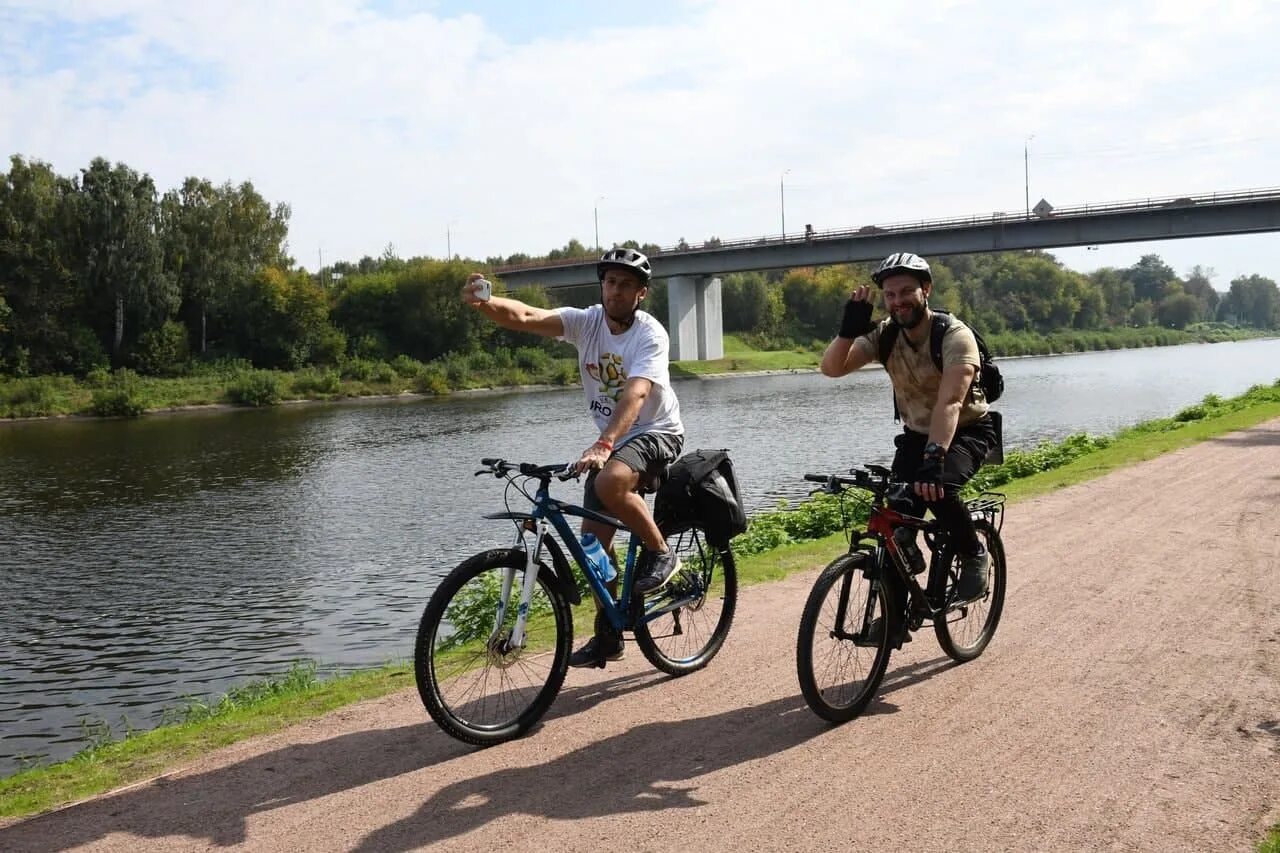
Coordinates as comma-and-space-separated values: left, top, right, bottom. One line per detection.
2, 328, 1272, 421
3, 378, 1279, 825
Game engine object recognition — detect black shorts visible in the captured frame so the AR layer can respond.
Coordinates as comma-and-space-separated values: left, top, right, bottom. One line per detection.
890, 415, 998, 493
583, 432, 684, 512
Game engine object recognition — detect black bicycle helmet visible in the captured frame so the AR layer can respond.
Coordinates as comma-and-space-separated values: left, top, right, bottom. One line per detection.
596, 247, 652, 284
871, 252, 932, 286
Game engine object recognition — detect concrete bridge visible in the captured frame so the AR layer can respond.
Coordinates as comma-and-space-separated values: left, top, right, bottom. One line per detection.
495, 187, 1280, 360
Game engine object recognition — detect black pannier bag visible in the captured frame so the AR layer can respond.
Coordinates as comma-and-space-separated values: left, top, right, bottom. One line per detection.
654, 449, 748, 546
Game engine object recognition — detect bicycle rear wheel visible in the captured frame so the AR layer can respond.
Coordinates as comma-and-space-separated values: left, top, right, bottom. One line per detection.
933, 519, 1006, 662
632, 524, 738, 676
796, 551, 896, 722
415, 548, 573, 746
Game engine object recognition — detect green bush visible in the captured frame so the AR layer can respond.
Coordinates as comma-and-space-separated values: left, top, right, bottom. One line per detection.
2, 376, 61, 417
391, 354, 425, 378
89, 370, 146, 417
414, 364, 450, 395
370, 362, 398, 384
514, 347, 549, 373
302, 325, 346, 367
228, 371, 282, 407
65, 324, 109, 376
340, 359, 376, 381
132, 321, 191, 376
291, 368, 341, 396
188, 358, 254, 379
442, 354, 470, 386
84, 367, 112, 388
350, 333, 387, 360
493, 347, 515, 369
495, 368, 531, 387
553, 360, 579, 386
467, 351, 496, 374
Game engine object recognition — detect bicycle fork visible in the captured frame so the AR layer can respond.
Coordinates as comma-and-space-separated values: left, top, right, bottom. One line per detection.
493, 518, 550, 651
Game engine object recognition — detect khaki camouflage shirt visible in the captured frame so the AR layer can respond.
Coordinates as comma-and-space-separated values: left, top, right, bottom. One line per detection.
853, 315, 989, 434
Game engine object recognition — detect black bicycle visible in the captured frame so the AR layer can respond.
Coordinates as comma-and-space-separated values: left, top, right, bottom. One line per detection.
795, 464, 1007, 722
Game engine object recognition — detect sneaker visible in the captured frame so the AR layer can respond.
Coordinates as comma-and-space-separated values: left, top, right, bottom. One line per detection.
568, 632, 624, 668
634, 548, 681, 594
954, 548, 990, 602
856, 616, 911, 648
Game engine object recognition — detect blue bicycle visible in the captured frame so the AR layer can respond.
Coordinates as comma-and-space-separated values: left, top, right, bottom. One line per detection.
415, 457, 738, 746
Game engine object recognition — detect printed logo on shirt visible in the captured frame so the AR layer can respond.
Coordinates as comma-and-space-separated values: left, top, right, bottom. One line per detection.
585, 353, 626, 401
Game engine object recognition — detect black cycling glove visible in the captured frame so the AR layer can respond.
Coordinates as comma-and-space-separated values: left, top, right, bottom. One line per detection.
915, 457, 944, 490
838, 299, 873, 339
915, 442, 947, 491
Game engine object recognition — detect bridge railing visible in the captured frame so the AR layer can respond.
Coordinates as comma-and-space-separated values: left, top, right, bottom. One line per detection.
494, 186, 1280, 274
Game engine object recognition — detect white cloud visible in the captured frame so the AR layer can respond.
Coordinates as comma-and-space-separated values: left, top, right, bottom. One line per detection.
1, 0, 1277, 284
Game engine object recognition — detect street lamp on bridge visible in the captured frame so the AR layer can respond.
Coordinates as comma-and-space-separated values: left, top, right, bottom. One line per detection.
594, 196, 605, 250
780, 169, 791, 239
1024, 134, 1035, 219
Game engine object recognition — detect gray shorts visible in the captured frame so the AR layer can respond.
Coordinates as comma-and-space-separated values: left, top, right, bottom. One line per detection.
583, 432, 684, 512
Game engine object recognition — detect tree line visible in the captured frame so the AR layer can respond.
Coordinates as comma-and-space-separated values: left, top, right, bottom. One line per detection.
3, 154, 1278, 380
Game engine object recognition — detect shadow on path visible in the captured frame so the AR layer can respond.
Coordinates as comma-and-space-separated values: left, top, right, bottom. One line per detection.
0, 654, 954, 851
1208, 424, 1280, 447
355, 656, 954, 851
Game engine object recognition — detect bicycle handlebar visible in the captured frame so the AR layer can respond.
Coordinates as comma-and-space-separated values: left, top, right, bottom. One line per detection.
476, 458, 580, 482
804, 466, 915, 500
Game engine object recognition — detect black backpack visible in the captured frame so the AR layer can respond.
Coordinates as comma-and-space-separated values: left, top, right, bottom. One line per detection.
653, 449, 748, 546
876, 310, 1003, 421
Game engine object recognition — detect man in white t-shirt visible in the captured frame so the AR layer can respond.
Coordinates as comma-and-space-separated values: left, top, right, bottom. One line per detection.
462, 248, 685, 667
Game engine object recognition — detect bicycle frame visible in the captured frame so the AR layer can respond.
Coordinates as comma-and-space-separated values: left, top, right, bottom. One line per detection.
846, 485, 1005, 631
814, 468, 966, 631
484, 475, 649, 648
865, 505, 950, 621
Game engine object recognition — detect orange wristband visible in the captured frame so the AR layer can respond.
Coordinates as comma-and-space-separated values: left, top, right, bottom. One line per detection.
594, 438, 613, 452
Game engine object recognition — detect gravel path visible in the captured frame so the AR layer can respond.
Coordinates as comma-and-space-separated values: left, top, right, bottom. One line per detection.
4, 420, 1278, 852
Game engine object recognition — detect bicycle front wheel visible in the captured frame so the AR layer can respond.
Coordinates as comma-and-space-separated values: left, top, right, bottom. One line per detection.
933, 519, 1007, 662
796, 551, 896, 722
632, 524, 738, 676
415, 548, 573, 746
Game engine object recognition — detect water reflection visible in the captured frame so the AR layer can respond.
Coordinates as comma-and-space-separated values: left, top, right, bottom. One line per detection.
1, 338, 1277, 773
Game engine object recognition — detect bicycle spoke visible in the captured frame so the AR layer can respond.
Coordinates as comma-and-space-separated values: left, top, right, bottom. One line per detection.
420, 557, 571, 740
797, 554, 892, 721
633, 527, 737, 675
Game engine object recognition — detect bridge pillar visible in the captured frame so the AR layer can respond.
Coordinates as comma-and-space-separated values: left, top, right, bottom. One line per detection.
667, 276, 698, 361
696, 276, 723, 360
666, 276, 724, 361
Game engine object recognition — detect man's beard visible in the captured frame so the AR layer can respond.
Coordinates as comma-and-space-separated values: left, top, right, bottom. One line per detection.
896, 303, 927, 330
605, 305, 637, 328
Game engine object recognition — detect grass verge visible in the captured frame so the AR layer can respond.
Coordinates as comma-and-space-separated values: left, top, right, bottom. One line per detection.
671, 334, 822, 376
3, 381, 1279, 824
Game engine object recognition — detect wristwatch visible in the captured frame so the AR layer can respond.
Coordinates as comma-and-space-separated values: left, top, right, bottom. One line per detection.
923, 442, 947, 460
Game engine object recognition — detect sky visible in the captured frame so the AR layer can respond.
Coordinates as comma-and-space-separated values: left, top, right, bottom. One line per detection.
2, 0, 1278, 288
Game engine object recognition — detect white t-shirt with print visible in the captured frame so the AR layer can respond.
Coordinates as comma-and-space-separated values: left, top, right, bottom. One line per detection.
555, 305, 684, 444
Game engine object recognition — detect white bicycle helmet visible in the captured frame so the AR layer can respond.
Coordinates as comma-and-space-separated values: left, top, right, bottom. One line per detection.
596, 247, 652, 283
872, 252, 932, 285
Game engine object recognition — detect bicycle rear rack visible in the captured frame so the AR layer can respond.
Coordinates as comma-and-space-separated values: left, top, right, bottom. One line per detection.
965, 491, 1006, 532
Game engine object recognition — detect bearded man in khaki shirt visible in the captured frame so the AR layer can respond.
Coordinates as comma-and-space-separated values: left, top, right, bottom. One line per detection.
820, 252, 999, 609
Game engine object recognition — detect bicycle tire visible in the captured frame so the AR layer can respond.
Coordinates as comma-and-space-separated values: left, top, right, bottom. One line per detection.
415, 548, 573, 746
796, 551, 896, 722
933, 519, 1006, 662
632, 524, 738, 676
